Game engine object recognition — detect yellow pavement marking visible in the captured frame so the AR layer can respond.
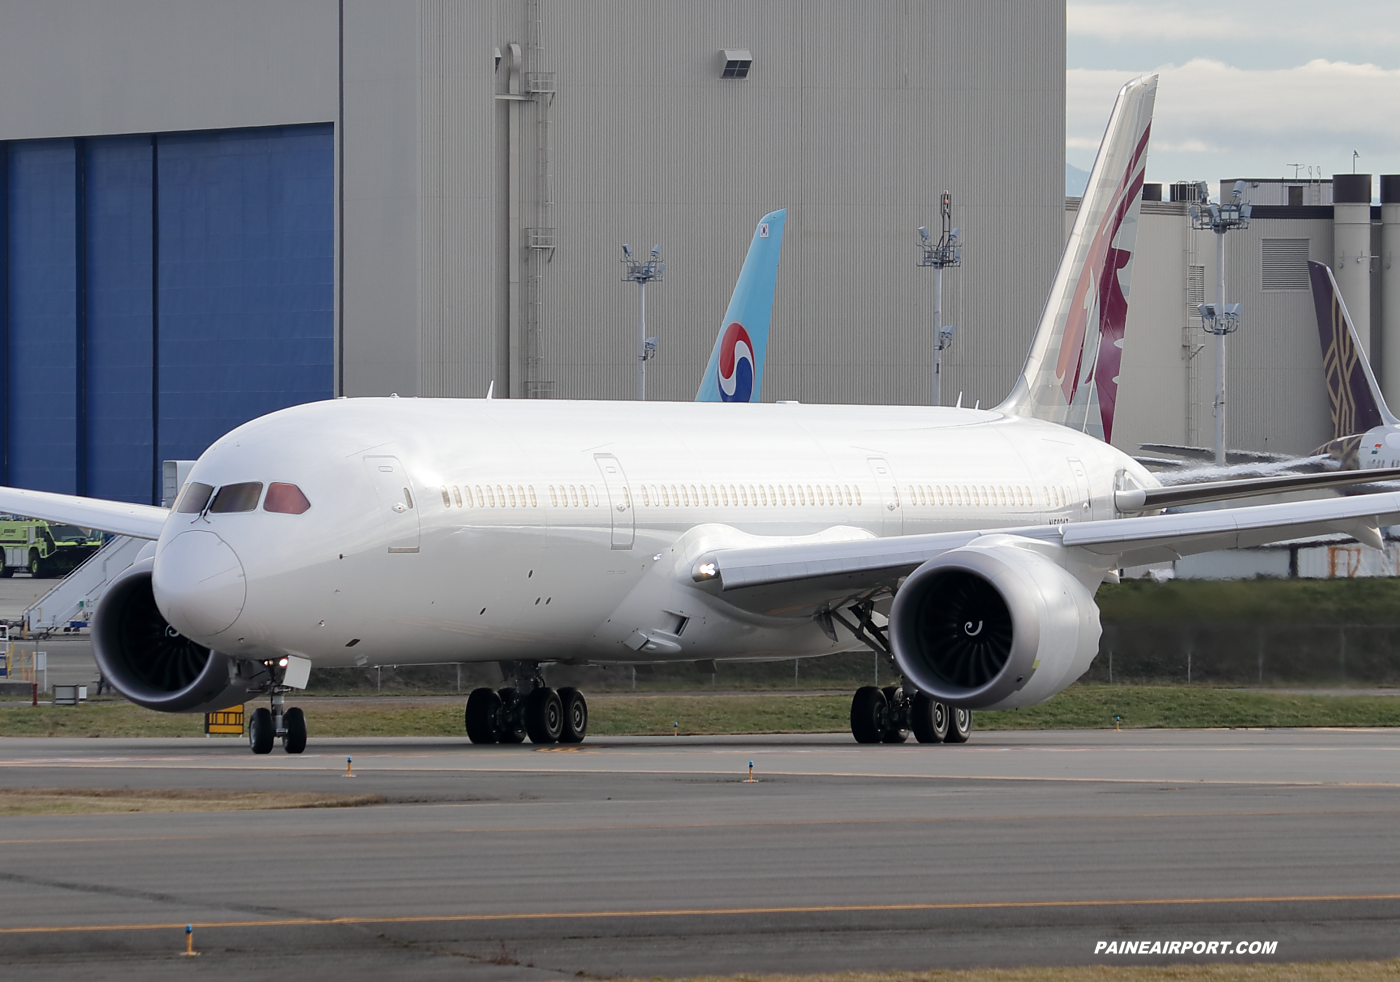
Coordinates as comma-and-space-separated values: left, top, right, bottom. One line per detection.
5, 892, 1400, 935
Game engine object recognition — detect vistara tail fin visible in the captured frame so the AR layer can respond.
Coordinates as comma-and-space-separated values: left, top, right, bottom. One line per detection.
997, 75, 1157, 442
1309, 260, 1397, 438
696, 210, 785, 403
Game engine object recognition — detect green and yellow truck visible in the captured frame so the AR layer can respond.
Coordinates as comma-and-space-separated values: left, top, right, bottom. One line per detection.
0, 519, 103, 578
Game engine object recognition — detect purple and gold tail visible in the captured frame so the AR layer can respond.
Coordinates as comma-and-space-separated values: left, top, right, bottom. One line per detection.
1309, 260, 1396, 440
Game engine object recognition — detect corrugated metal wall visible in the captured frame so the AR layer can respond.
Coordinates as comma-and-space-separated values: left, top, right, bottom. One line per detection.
1105, 202, 1335, 458
413, 0, 1065, 406
417, 1, 497, 398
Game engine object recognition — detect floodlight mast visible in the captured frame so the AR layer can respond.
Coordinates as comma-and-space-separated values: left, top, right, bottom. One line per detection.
621, 243, 664, 399
1189, 181, 1249, 465
917, 191, 963, 405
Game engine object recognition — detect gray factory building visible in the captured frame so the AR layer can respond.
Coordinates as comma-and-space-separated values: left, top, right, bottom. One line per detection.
0, 1, 1065, 503
1107, 174, 1400, 459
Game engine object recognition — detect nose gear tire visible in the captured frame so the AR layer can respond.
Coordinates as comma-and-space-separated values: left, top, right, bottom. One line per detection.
249, 707, 274, 755
281, 706, 307, 754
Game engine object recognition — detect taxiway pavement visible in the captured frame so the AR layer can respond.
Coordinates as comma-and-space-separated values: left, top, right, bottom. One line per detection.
1, 728, 1398, 979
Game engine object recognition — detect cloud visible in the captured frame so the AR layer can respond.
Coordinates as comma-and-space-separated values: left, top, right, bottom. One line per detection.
1068, 2, 1400, 48
1068, 59, 1400, 180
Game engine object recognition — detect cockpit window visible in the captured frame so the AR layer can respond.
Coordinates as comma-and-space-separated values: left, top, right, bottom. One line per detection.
264, 483, 311, 515
208, 482, 264, 514
176, 482, 215, 514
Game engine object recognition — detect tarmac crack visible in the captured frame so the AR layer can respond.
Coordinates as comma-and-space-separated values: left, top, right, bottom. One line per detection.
0, 868, 318, 921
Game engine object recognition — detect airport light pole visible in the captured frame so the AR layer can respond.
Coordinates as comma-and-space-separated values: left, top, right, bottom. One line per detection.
1190, 181, 1250, 465
917, 192, 962, 406
622, 243, 664, 400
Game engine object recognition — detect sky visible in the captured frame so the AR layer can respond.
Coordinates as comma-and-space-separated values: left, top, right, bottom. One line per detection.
1066, 1, 1400, 195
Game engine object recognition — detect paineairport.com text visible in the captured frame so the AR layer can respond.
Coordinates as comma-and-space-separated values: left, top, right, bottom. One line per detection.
1095, 940, 1278, 956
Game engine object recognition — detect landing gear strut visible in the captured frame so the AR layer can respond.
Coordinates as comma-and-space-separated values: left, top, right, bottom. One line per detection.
247, 661, 307, 755
829, 601, 973, 746
849, 684, 967, 745
464, 662, 588, 746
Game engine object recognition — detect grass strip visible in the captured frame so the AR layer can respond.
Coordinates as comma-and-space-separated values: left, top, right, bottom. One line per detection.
612, 963, 1400, 982
2, 685, 1399, 739
0, 788, 385, 816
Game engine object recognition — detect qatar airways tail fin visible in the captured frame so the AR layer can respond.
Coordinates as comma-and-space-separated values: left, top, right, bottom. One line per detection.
1309, 260, 1397, 438
696, 210, 786, 403
997, 75, 1157, 442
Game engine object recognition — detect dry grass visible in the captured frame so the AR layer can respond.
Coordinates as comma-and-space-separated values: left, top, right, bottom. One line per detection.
619, 963, 1400, 982
0, 787, 385, 816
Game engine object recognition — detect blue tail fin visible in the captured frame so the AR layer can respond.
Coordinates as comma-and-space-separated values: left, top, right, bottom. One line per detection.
696, 209, 786, 402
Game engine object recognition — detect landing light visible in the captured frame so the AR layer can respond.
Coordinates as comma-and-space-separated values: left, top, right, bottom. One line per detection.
278, 657, 289, 668
694, 562, 718, 582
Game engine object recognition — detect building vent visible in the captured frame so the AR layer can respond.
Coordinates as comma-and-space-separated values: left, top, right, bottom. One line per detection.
1262, 238, 1310, 291
720, 49, 753, 79
1187, 265, 1205, 309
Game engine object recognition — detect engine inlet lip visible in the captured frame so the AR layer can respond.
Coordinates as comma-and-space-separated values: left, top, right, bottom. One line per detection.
92, 556, 233, 712
889, 549, 1041, 708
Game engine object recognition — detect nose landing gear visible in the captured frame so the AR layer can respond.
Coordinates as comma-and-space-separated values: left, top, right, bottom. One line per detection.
246, 661, 308, 755
465, 662, 588, 745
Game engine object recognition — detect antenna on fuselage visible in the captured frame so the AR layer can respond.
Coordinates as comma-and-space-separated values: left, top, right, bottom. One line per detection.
486, 380, 495, 399
955, 391, 963, 408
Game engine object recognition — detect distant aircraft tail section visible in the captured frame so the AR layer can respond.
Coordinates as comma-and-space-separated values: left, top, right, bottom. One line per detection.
997, 75, 1157, 442
1309, 260, 1397, 438
696, 210, 786, 403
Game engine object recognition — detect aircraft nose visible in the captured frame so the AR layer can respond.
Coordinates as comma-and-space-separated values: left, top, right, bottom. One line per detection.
153, 530, 247, 638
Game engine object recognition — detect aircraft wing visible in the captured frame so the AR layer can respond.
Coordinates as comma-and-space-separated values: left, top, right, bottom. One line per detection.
0, 487, 168, 540
692, 491, 1400, 617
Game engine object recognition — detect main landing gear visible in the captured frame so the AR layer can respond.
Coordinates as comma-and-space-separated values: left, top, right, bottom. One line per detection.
248, 662, 307, 755
465, 662, 587, 745
825, 601, 973, 746
850, 685, 971, 745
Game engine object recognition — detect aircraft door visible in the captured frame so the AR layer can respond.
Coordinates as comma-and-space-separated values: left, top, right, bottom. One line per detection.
593, 453, 635, 550
1067, 457, 1093, 520
363, 455, 421, 553
866, 457, 903, 535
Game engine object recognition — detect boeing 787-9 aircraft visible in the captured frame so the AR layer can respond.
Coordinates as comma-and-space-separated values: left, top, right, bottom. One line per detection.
5, 75, 1400, 755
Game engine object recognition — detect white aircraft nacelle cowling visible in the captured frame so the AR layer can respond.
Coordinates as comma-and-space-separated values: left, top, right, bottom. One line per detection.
91, 557, 266, 713
889, 539, 1102, 711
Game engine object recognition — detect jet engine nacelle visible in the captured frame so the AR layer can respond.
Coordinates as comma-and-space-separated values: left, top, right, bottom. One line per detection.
92, 557, 258, 713
888, 540, 1101, 710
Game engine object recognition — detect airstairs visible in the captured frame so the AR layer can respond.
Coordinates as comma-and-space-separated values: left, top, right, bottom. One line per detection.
22, 535, 146, 633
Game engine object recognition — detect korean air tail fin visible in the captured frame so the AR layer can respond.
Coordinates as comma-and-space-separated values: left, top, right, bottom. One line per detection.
1309, 260, 1397, 437
997, 75, 1157, 442
696, 209, 786, 402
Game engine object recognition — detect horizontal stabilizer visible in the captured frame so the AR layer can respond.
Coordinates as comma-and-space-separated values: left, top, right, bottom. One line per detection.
1114, 466, 1400, 512
0, 487, 167, 540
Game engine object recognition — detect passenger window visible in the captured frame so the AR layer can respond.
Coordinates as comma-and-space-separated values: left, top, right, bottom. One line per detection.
209, 482, 263, 514
640, 485, 650, 507
264, 482, 311, 515
721, 486, 731, 506
176, 482, 215, 514
854, 486, 862, 506
487, 486, 497, 507
529, 486, 538, 507
453, 486, 463, 507
440, 486, 451, 508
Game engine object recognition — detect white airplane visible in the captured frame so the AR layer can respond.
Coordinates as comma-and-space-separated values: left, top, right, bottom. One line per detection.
4, 75, 1399, 756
